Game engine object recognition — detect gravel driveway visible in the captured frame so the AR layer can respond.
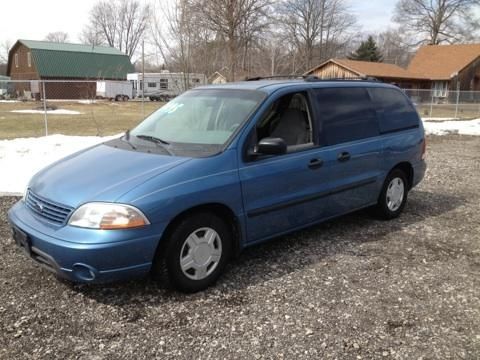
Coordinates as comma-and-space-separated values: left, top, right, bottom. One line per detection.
1, 135, 479, 359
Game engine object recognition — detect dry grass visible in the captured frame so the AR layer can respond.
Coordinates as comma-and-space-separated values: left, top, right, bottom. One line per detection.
0, 100, 164, 139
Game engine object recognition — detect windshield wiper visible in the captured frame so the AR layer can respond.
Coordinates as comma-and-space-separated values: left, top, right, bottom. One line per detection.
135, 134, 174, 155
135, 134, 170, 145
122, 130, 137, 150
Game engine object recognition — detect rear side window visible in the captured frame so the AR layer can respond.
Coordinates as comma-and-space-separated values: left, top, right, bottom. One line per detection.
314, 88, 379, 146
369, 88, 419, 134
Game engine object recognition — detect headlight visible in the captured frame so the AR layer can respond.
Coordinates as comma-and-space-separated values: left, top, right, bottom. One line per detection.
22, 187, 29, 202
68, 203, 150, 230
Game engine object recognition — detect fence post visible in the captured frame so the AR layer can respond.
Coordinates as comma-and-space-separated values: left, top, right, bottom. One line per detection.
454, 83, 460, 119
42, 81, 48, 136
429, 90, 434, 118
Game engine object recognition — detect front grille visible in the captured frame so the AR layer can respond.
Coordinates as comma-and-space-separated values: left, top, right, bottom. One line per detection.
25, 190, 73, 225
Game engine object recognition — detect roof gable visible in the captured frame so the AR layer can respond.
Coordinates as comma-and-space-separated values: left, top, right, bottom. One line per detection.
408, 44, 480, 80
305, 59, 421, 79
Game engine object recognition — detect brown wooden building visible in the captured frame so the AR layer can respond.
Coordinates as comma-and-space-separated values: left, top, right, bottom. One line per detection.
7, 39, 134, 99
305, 44, 480, 100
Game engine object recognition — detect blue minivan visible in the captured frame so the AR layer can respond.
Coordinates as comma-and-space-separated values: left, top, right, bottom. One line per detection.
8, 78, 426, 292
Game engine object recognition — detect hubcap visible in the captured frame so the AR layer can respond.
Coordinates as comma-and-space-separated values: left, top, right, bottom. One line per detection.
179, 227, 222, 281
386, 177, 405, 212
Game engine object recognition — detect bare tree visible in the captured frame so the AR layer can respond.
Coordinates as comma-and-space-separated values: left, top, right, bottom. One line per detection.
393, 0, 480, 45
278, 0, 356, 72
83, 0, 150, 58
80, 23, 106, 46
44, 32, 70, 43
151, 0, 198, 89
0, 40, 12, 75
375, 30, 414, 66
192, 0, 271, 81
0, 40, 12, 64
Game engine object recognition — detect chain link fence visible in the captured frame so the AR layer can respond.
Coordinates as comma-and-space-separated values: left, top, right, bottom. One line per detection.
0, 80, 164, 140
2, 80, 480, 140
403, 89, 480, 119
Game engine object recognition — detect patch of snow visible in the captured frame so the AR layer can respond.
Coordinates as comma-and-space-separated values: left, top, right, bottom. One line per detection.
77, 100, 97, 104
0, 100, 19, 103
11, 109, 82, 115
421, 117, 460, 121
0, 134, 119, 194
423, 118, 480, 136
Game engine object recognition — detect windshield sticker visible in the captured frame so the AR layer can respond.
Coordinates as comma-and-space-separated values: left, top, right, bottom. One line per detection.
160, 102, 184, 114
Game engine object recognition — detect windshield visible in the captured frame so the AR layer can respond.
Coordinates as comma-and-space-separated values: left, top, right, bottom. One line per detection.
131, 89, 265, 149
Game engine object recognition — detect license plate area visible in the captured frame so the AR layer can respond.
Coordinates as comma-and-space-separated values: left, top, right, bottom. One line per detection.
12, 226, 31, 256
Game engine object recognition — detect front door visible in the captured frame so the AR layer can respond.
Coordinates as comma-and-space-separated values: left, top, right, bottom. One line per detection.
239, 90, 337, 243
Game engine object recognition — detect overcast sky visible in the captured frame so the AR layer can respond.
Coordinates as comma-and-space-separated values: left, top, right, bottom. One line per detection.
0, 0, 397, 45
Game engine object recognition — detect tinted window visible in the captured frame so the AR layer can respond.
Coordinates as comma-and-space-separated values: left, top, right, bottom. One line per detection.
369, 88, 419, 134
315, 88, 379, 146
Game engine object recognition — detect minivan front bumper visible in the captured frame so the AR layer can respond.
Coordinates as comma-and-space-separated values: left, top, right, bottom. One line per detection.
8, 201, 166, 283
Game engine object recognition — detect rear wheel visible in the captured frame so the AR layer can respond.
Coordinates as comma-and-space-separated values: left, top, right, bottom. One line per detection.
374, 169, 408, 220
153, 213, 232, 293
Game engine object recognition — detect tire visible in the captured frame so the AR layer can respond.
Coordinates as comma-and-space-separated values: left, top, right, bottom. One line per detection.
374, 169, 408, 220
153, 212, 232, 293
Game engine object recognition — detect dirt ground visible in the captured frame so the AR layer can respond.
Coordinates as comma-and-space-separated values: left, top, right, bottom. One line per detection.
0, 134, 479, 359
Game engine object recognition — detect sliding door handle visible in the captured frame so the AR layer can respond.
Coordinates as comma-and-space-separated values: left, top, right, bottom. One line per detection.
337, 152, 351, 162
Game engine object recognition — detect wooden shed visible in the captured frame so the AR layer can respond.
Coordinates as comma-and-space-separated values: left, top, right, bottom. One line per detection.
304, 58, 427, 89
7, 40, 134, 99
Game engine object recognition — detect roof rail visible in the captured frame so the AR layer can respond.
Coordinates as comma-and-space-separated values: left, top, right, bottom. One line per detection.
245, 75, 307, 81
245, 75, 381, 83
304, 76, 381, 82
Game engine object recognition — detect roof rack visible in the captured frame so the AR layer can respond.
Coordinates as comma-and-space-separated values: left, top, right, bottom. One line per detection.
245, 75, 381, 82
309, 76, 380, 82
245, 75, 307, 81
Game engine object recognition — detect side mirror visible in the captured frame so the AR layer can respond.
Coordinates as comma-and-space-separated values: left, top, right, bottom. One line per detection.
253, 137, 287, 156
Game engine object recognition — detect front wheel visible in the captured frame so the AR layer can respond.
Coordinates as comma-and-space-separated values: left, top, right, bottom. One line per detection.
374, 169, 408, 220
154, 213, 232, 293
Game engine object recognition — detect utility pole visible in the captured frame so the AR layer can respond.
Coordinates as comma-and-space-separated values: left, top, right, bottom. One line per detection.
142, 39, 145, 118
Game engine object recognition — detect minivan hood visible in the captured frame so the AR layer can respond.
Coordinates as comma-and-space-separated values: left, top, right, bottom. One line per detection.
29, 143, 189, 208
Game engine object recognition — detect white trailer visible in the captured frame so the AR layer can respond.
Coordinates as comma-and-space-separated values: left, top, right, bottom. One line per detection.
127, 71, 207, 101
96, 81, 133, 101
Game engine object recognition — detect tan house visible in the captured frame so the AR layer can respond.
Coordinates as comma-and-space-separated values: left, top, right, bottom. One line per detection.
209, 71, 227, 84
305, 44, 480, 99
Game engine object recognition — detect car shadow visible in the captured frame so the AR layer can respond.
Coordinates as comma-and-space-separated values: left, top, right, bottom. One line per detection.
69, 189, 465, 308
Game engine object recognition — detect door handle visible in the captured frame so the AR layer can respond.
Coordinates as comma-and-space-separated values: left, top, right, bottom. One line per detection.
337, 152, 351, 162
308, 158, 324, 169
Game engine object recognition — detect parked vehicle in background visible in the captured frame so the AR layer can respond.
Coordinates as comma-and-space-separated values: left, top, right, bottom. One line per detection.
127, 71, 207, 101
8, 77, 426, 293
96, 81, 132, 101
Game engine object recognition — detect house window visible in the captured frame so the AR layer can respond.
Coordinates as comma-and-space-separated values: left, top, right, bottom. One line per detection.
15, 53, 19, 68
148, 82, 157, 88
160, 79, 168, 89
433, 81, 449, 98
27, 52, 31, 67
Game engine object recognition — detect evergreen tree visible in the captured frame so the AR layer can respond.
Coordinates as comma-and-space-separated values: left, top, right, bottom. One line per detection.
348, 36, 383, 62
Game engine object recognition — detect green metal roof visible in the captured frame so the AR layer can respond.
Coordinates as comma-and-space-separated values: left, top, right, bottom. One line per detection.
17, 39, 134, 79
